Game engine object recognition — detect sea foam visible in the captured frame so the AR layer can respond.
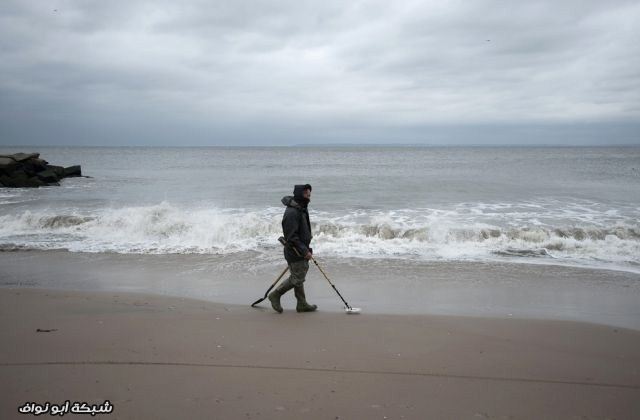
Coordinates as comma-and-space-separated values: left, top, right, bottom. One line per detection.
0, 200, 638, 273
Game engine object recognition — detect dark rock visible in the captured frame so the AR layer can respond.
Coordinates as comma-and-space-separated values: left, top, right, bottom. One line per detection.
22, 159, 49, 176
48, 165, 66, 178
36, 169, 60, 183
0, 152, 40, 162
0, 157, 19, 175
0, 153, 83, 188
32, 158, 50, 169
0, 156, 17, 166
0, 173, 47, 187
63, 165, 82, 177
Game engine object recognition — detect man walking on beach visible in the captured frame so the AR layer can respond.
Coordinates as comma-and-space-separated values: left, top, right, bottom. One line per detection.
268, 184, 318, 313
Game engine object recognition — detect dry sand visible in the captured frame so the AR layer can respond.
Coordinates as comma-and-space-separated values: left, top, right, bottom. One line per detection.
1, 287, 639, 420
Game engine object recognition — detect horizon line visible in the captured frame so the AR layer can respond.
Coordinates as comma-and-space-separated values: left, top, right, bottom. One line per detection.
1, 143, 639, 148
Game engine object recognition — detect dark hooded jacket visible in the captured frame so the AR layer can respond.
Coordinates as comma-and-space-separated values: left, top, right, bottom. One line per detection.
281, 185, 313, 263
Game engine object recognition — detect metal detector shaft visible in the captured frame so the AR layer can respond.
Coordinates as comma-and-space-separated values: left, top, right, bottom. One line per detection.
310, 257, 354, 310
250, 265, 289, 307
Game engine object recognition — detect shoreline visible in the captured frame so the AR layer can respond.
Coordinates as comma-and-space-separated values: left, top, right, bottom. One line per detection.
2, 287, 639, 419
2, 245, 639, 276
1, 249, 639, 330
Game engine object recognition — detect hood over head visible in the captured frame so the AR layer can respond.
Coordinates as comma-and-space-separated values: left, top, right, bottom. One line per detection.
281, 195, 300, 208
292, 184, 312, 207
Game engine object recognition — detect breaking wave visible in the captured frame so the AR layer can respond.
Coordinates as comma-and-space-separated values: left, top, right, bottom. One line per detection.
0, 201, 639, 272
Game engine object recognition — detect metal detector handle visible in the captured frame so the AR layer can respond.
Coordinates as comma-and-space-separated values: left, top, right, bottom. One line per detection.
278, 236, 290, 250
278, 236, 310, 259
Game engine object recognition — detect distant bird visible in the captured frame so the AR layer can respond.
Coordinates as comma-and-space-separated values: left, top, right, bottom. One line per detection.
53, 9, 58, 12
486, 39, 491, 42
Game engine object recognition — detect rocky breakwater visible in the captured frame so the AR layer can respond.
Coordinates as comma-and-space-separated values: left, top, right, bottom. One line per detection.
0, 152, 83, 187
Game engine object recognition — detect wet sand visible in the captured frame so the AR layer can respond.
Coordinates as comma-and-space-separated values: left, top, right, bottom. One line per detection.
1, 249, 639, 329
1, 286, 640, 419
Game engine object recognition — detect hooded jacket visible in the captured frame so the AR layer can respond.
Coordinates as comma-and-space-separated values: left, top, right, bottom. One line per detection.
281, 185, 313, 262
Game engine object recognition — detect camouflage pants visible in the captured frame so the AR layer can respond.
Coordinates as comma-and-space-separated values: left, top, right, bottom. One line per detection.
286, 259, 309, 287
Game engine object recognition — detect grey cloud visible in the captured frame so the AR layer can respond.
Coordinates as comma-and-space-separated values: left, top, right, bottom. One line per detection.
0, 0, 639, 145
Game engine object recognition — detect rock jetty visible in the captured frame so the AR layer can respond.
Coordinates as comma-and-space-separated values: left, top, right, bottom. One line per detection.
0, 152, 83, 187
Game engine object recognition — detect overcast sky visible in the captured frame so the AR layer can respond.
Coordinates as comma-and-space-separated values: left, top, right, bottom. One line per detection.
1, 0, 639, 146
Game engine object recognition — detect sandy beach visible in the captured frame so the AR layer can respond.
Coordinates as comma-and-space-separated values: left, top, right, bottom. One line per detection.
2, 279, 640, 419
2, 0, 640, 416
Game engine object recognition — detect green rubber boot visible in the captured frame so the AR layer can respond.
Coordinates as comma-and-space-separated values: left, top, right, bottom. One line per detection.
268, 279, 294, 313
294, 284, 318, 313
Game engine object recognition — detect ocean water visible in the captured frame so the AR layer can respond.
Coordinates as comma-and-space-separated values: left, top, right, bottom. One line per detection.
1, 146, 639, 273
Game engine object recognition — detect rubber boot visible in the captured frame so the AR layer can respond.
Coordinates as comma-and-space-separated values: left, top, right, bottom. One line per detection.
294, 284, 318, 313
268, 279, 294, 313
